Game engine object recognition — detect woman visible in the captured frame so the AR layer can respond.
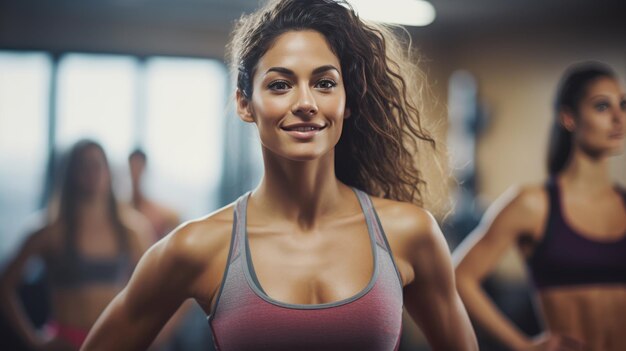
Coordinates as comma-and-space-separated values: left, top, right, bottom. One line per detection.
81, 1, 477, 350
454, 62, 626, 351
0, 140, 151, 350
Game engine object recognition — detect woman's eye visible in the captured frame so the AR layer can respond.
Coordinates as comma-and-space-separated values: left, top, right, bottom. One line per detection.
620, 100, 626, 111
315, 79, 337, 90
268, 81, 291, 91
595, 102, 609, 112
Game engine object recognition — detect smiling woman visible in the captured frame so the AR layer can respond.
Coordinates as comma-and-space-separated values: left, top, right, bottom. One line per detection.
237, 31, 348, 162
79, 1, 478, 351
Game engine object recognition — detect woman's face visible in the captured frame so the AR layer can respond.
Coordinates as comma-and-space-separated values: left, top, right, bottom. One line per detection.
568, 77, 626, 156
128, 154, 145, 184
77, 146, 110, 197
237, 30, 349, 162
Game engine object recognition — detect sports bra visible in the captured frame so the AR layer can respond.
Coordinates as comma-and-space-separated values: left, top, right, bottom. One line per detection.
46, 228, 131, 288
527, 178, 626, 289
208, 188, 404, 351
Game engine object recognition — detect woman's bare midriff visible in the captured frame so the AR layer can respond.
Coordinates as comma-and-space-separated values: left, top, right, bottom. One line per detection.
50, 285, 123, 329
538, 285, 626, 351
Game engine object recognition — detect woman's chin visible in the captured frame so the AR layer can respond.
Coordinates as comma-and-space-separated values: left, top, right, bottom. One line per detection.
284, 152, 327, 162
274, 148, 332, 163
608, 147, 625, 156
605, 140, 625, 156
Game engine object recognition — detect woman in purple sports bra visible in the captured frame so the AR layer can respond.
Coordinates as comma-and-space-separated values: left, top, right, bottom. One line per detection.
454, 62, 626, 351
81, 1, 478, 350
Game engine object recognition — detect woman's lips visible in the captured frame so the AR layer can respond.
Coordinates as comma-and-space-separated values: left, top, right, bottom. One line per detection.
609, 132, 625, 139
281, 123, 326, 140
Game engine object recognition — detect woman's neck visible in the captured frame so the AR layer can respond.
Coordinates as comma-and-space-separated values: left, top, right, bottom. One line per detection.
560, 146, 613, 192
76, 193, 111, 222
131, 186, 145, 207
252, 148, 350, 230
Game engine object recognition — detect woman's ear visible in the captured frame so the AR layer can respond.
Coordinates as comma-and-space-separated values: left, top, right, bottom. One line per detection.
559, 108, 576, 132
344, 107, 351, 119
236, 89, 255, 123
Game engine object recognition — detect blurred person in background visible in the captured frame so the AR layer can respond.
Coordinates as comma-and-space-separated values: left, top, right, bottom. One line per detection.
0, 139, 152, 351
80, 0, 477, 350
128, 149, 180, 241
454, 62, 626, 351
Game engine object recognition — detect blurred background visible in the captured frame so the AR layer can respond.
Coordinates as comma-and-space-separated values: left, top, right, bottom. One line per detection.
0, 0, 625, 350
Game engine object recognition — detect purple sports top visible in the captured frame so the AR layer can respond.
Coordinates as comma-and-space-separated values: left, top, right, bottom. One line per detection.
527, 179, 626, 289
207, 188, 404, 351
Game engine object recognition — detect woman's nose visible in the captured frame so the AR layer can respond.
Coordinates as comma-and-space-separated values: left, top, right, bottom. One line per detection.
292, 87, 318, 117
612, 104, 626, 126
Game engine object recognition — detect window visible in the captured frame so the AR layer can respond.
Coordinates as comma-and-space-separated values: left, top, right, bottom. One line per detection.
56, 54, 137, 164
0, 51, 50, 252
144, 57, 227, 218
0, 51, 230, 255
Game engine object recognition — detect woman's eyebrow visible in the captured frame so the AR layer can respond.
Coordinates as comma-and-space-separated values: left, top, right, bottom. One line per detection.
588, 94, 612, 101
265, 66, 294, 76
264, 65, 340, 77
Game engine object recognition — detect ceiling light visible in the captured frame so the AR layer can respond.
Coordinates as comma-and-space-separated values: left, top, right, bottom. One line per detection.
346, 0, 436, 27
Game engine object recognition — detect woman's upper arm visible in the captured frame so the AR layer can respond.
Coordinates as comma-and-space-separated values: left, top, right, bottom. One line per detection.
400, 207, 478, 351
453, 185, 548, 282
82, 221, 211, 351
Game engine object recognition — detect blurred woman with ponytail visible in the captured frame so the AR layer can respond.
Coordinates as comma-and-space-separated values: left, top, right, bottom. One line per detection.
454, 62, 626, 351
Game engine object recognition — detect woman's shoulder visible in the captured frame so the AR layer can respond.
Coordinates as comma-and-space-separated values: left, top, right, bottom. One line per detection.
369, 196, 452, 285
369, 196, 440, 247
485, 183, 550, 224
5, 212, 61, 261
506, 183, 549, 208
156, 203, 236, 268
118, 205, 155, 249
463, 183, 551, 244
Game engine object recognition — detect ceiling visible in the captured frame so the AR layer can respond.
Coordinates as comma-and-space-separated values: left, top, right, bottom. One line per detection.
1, 0, 624, 57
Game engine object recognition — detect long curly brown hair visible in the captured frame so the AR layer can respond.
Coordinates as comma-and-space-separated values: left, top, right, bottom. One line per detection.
228, 0, 436, 205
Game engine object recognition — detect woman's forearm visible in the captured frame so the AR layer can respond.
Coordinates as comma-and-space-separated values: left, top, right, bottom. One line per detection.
457, 277, 531, 350
0, 288, 46, 349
